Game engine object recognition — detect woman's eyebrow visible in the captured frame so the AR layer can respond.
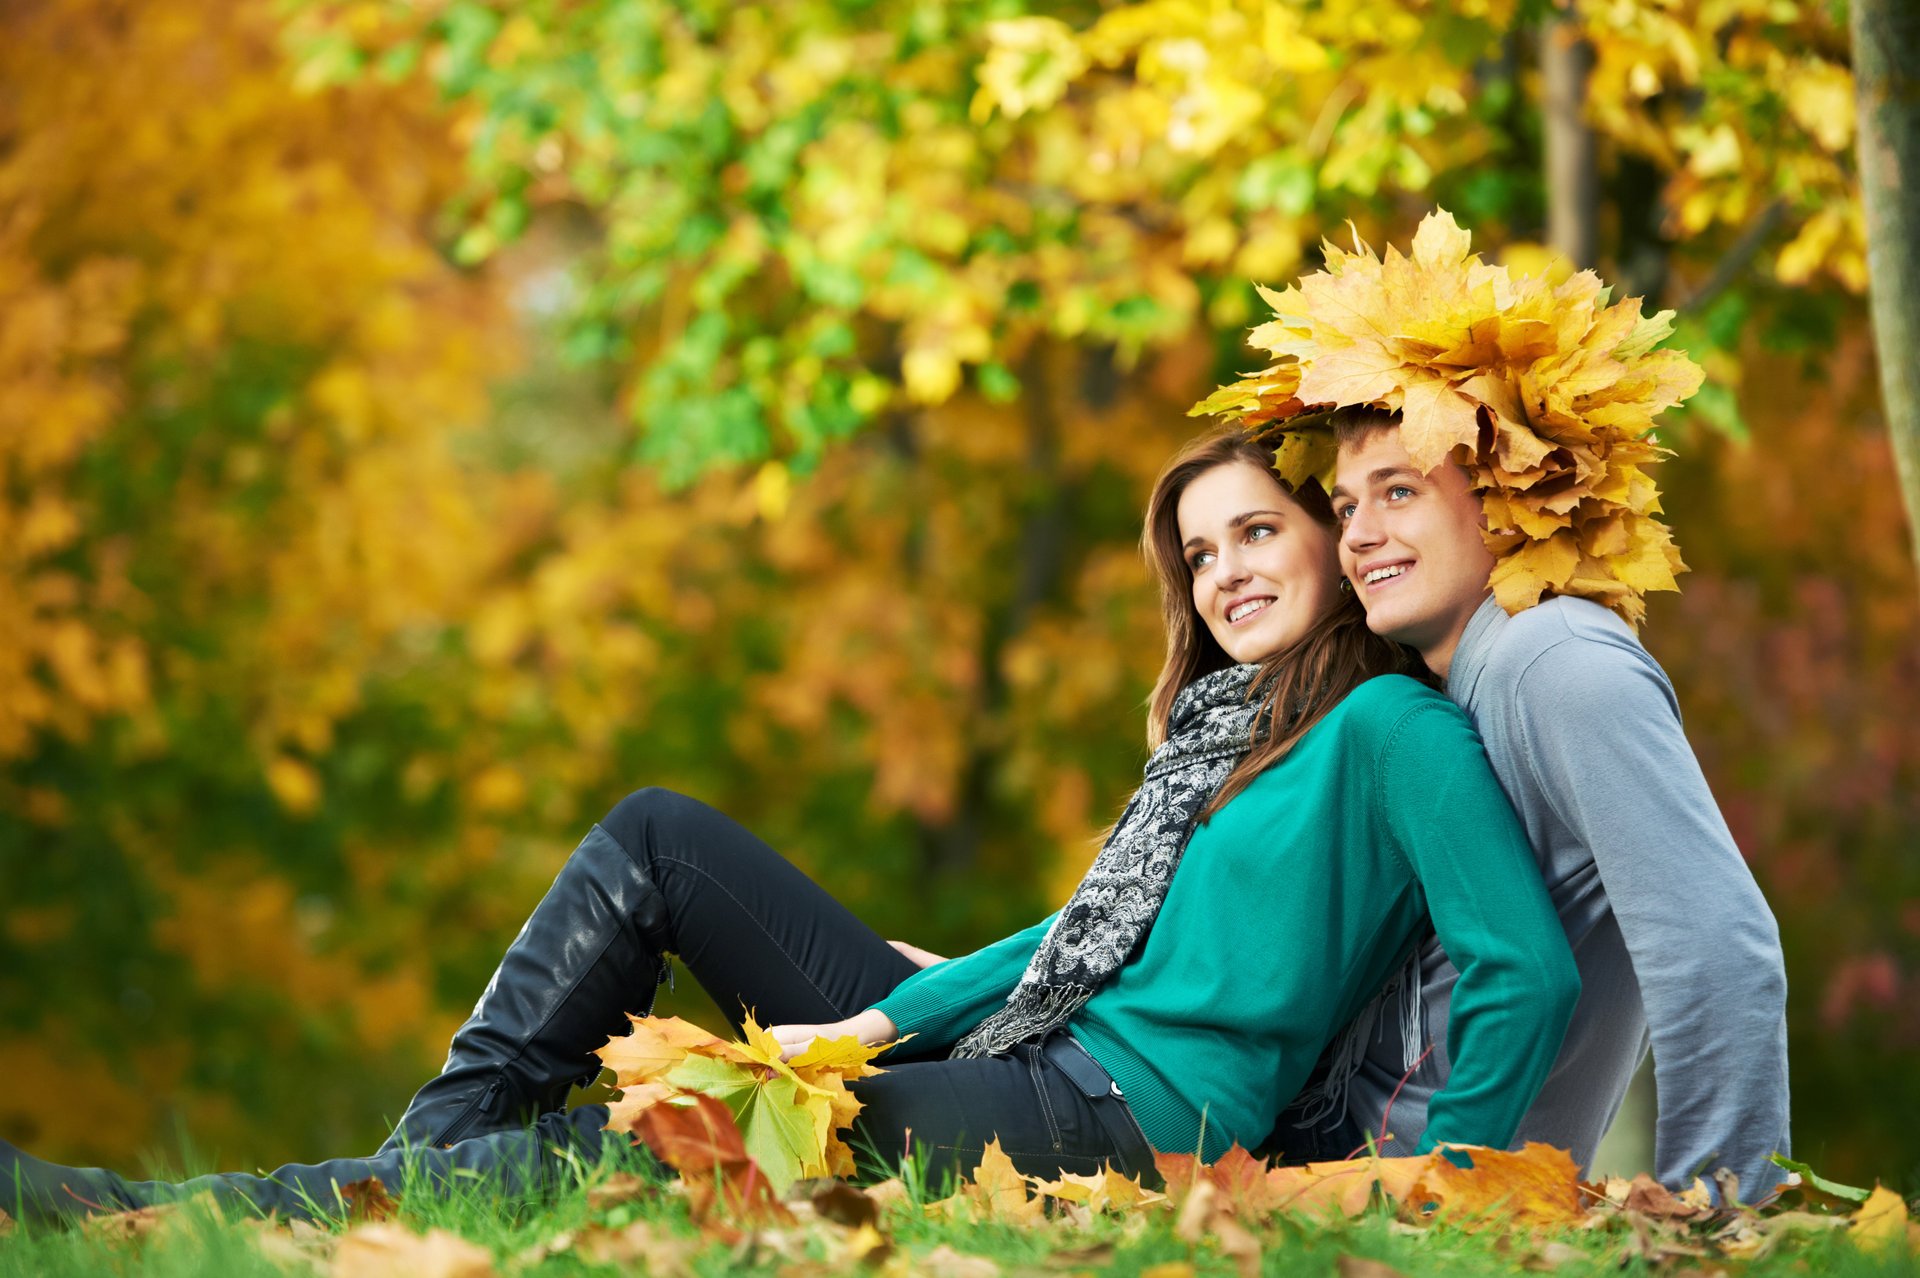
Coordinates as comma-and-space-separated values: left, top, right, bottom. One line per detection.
1182, 509, 1287, 551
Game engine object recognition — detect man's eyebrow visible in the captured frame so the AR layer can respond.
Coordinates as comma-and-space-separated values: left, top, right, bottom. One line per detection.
1181, 509, 1288, 549
1332, 465, 1423, 500
1370, 465, 1423, 484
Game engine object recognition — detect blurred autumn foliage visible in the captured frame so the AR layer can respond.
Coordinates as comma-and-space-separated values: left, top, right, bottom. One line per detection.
1, 0, 1915, 1190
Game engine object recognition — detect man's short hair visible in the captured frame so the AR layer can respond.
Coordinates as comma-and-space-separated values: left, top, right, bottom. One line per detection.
1328, 406, 1401, 452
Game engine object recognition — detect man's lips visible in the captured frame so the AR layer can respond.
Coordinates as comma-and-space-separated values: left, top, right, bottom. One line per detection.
1359, 560, 1413, 590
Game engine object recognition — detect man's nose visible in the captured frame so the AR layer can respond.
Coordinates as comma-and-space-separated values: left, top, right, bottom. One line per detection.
1342, 505, 1382, 552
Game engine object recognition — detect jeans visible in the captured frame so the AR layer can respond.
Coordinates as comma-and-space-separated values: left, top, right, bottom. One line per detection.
594, 788, 1155, 1185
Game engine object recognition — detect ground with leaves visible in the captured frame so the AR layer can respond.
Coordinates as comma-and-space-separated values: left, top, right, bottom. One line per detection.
3, 1134, 1916, 1278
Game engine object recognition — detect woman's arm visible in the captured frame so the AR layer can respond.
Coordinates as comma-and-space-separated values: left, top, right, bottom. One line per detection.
1381, 703, 1581, 1152
864, 911, 1060, 1054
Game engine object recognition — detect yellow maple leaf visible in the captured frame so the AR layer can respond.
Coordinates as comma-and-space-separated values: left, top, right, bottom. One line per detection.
927, 1138, 1049, 1225
1195, 208, 1704, 628
595, 1014, 734, 1083
1031, 1165, 1164, 1213
1850, 1184, 1911, 1253
597, 1014, 887, 1192
1405, 1143, 1585, 1231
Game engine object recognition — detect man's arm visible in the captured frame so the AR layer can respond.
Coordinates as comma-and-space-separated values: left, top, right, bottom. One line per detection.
1514, 636, 1789, 1197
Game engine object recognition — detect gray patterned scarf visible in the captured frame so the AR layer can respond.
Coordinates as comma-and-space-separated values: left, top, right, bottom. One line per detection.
952, 662, 1265, 1059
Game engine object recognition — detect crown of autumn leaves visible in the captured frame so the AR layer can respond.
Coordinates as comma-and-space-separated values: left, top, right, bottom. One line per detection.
1191, 210, 1705, 629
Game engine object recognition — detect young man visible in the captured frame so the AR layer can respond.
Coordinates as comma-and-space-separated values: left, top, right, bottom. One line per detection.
1327, 417, 1790, 1200
1194, 210, 1790, 1198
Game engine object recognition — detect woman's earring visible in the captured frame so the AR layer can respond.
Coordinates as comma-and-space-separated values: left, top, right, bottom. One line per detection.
1339, 577, 1353, 594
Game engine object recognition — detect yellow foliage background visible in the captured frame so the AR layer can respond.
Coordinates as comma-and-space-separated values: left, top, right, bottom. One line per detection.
1, 0, 1914, 1187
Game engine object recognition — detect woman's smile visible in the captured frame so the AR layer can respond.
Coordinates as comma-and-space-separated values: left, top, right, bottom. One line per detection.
1226, 594, 1276, 625
1177, 461, 1341, 665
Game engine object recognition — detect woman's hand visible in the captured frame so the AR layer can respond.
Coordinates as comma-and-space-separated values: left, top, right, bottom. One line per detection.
888, 940, 948, 969
767, 1008, 898, 1061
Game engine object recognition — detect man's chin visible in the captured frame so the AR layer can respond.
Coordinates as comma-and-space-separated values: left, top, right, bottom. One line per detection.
1361, 606, 1441, 655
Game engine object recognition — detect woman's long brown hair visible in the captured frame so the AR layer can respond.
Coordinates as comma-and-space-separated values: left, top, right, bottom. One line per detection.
1141, 430, 1425, 821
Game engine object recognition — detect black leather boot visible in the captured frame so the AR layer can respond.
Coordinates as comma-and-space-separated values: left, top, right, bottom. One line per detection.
3, 1108, 627, 1227
378, 823, 674, 1154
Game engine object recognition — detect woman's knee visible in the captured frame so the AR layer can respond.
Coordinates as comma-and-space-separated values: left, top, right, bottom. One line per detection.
599, 787, 713, 862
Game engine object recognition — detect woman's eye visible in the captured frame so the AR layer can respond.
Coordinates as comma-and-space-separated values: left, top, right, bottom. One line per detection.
1246, 523, 1274, 541
1188, 551, 1214, 571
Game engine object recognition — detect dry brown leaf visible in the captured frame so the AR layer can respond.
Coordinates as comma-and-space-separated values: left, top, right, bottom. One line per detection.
863, 1178, 911, 1211
1336, 1255, 1410, 1278
1407, 1143, 1584, 1230
242, 1215, 338, 1268
1157, 1144, 1290, 1216
1519, 1240, 1586, 1271
1174, 1178, 1222, 1242
810, 1179, 880, 1229
1044, 1241, 1117, 1268
340, 1176, 399, 1223
330, 1223, 495, 1278
585, 1171, 655, 1211
0, 1206, 13, 1236
628, 1092, 790, 1226
1211, 1214, 1263, 1278
80, 1199, 205, 1245
570, 1218, 701, 1268
1622, 1173, 1707, 1221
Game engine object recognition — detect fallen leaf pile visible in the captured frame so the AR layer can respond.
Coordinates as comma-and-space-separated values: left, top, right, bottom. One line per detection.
595, 1013, 889, 1190
25, 1019, 1916, 1278
40, 1133, 1917, 1278
1192, 208, 1704, 628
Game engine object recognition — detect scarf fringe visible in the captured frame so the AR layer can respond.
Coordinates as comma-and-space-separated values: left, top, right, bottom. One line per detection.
1290, 946, 1427, 1132
950, 984, 1096, 1059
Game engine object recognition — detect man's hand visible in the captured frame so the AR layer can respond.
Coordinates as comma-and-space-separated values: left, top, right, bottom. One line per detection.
767, 1008, 899, 1061
888, 940, 948, 969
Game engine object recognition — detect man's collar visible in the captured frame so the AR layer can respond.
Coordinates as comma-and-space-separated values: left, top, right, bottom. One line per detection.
1440, 594, 1505, 708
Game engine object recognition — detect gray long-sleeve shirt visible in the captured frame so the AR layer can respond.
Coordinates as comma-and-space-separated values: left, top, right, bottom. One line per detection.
1340, 595, 1791, 1197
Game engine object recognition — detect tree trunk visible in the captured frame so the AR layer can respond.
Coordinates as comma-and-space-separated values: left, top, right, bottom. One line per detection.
1540, 14, 1599, 268
1850, 0, 1920, 576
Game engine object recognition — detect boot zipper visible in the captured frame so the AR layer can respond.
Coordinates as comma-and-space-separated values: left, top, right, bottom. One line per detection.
434, 1077, 503, 1148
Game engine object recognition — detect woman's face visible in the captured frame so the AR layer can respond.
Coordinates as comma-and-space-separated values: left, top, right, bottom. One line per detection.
1176, 461, 1341, 664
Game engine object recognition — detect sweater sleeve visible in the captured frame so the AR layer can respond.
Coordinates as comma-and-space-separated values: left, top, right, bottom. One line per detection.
870, 912, 1058, 1053
1514, 638, 1790, 1196
1379, 703, 1582, 1154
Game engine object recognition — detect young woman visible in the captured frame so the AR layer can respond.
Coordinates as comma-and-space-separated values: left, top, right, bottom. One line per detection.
2, 432, 1580, 1224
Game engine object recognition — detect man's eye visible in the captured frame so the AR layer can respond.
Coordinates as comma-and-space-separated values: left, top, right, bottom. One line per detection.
1335, 503, 1356, 521
1388, 485, 1415, 500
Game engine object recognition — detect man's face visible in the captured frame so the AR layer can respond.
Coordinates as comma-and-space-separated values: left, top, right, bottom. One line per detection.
1330, 429, 1496, 676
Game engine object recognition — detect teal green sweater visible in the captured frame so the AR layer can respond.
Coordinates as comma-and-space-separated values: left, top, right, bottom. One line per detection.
873, 675, 1580, 1161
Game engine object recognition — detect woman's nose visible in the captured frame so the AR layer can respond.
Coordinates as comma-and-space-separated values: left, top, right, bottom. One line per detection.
1211, 549, 1251, 589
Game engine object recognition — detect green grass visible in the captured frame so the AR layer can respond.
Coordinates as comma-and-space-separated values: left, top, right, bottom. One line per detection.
5, 1149, 1918, 1278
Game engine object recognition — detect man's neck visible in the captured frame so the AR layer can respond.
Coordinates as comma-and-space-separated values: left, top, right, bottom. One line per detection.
1418, 593, 1499, 684
1421, 634, 1463, 682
